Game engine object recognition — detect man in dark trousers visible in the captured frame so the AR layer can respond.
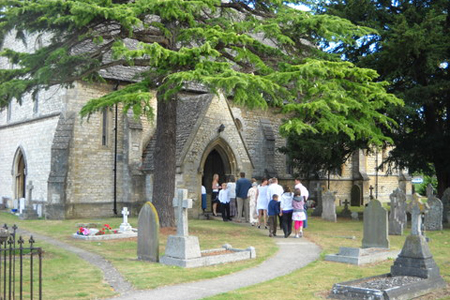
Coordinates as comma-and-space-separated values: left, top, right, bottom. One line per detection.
235, 172, 252, 222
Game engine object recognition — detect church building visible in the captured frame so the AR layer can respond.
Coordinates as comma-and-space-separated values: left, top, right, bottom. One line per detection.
0, 33, 412, 219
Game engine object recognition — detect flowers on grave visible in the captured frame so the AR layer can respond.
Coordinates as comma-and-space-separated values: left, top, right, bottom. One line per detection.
77, 227, 90, 236
95, 224, 118, 235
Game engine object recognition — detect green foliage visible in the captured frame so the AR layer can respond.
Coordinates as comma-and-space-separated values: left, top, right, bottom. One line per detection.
414, 174, 438, 196
311, 0, 450, 195
1, 0, 399, 140
279, 131, 369, 178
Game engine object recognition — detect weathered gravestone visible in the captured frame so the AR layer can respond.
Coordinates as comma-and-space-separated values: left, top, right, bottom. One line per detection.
388, 188, 407, 235
337, 199, 352, 218
442, 187, 450, 223
311, 183, 323, 217
362, 199, 389, 249
325, 198, 398, 265
20, 181, 39, 220
137, 201, 160, 262
391, 194, 444, 280
321, 191, 337, 222
119, 207, 133, 233
424, 184, 443, 231
330, 195, 445, 300
160, 189, 202, 267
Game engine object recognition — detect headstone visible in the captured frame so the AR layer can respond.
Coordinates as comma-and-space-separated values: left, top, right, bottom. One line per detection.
119, 207, 133, 232
311, 183, 323, 216
424, 184, 443, 231
137, 201, 160, 262
161, 189, 201, 266
388, 188, 407, 235
321, 191, 337, 222
408, 193, 428, 236
442, 187, 450, 223
19, 198, 25, 214
391, 195, 444, 279
20, 181, 39, 220
338, 199, 352, 218
362, 199, 389, 249
351, 211, 359, 221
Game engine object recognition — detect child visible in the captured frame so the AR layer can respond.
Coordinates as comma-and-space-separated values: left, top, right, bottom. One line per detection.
267, 194, 280, 237
292, 188, 306, 238
218, 183, 230, 222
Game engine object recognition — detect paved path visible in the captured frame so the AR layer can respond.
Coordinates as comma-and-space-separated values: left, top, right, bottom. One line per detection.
17, 225, 321, 300
108, 236, 321, 300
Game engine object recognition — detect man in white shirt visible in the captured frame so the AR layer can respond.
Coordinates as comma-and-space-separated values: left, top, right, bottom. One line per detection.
267, 177, 284, 201
294, 178, 309, 200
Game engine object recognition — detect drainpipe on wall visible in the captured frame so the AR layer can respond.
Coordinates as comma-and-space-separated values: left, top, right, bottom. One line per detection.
113, 81, 119, 215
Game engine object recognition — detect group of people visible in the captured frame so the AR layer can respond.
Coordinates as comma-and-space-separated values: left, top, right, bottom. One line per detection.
204, 174, 309, 239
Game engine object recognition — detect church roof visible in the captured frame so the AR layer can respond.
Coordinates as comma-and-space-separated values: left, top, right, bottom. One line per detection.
141, 93, 213, 172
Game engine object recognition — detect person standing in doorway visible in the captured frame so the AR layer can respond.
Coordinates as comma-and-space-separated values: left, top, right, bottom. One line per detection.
201, 184, 207, 213
235, 172, 252, 223
218, 183, 230, 221
227, 175, 237, 219
211, 174, 221, 216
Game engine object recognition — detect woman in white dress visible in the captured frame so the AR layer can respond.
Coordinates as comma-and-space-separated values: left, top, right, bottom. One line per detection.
255, 178, 269, 229
247, 181, 258, 226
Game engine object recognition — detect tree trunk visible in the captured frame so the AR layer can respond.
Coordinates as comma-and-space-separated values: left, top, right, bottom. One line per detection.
152, 92, 177, 227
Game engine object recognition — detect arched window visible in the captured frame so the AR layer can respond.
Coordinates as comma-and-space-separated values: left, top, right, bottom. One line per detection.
13, 148, 27, 199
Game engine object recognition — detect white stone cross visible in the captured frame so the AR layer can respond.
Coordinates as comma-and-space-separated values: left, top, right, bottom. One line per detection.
173, 189, 192, 236
119, 207, 132, 232
121, 207, 129, 224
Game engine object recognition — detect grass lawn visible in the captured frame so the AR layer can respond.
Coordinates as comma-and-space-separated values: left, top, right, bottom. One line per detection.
1, 209, 449, 300
0, 212, 277, 299
205, 215, 450, 300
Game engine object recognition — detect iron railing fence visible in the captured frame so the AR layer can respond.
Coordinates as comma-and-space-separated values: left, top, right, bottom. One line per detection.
0, 224, 42, 300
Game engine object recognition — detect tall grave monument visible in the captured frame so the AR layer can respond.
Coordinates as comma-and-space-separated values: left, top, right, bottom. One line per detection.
160, 189, 202, 266
331, 194, 446, 300
388, 188, 407, 235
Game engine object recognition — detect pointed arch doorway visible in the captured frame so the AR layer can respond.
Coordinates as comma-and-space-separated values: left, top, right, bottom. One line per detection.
13, 148, 27, 200
200, 140, 237, 211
